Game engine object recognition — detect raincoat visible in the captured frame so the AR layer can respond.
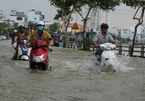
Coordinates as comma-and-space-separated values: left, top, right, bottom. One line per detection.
29, 30, 53, 45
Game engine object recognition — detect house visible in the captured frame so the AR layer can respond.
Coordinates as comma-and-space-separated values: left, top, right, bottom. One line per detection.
60, 22, 89, 34
26, 9, 45, 24
9, 10, 25, 26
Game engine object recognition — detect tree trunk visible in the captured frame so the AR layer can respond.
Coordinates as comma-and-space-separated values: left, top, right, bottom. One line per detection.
130, 24, 140, 56
82, 20, 87, 50
130, 7, 144, 56
63, 26, 67, 48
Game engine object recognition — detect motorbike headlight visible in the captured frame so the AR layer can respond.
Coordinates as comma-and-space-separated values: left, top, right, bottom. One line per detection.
33, 54, 46, 62
35, 57, 41, 62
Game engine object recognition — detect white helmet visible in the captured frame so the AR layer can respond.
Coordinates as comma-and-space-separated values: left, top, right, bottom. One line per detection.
14, 30, 17, 33
37, 21, 45, 26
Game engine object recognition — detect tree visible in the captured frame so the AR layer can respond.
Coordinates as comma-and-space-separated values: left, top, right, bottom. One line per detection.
49, 0, 75, 47
122, 0, 145, 56
0, 22, 9, 35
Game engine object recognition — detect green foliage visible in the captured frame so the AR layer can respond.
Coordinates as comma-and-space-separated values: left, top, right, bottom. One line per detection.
122, 0, 145, 8
50, 0, 76, 47
50, 0, 74, 21
98, 0, 120, 10
74, 0, 120, 11
48, 22, 59, 33
28, 21, 37, 30
0, 22, 9, 35
80, 37, 93, 49
13, 23, 19, 30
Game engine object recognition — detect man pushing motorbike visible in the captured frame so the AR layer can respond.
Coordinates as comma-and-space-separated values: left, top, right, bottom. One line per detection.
28, 21, 53, 70
93, 23, 117, 61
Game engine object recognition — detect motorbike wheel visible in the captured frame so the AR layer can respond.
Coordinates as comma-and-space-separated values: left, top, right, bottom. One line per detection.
30, 63, 49, 71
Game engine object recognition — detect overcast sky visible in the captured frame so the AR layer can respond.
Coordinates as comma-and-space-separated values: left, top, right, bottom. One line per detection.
0, 0, 142, 28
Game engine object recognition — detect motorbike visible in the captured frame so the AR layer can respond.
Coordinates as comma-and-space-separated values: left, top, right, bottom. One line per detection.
12, 40, 31, 61
93, 43, 117, 72
29, 39, 50, 71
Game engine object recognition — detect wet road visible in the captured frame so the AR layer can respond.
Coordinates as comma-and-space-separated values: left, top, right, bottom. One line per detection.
0, 40, 145, 101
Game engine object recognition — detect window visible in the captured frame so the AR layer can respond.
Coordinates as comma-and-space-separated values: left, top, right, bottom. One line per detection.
17, 17, 22, 20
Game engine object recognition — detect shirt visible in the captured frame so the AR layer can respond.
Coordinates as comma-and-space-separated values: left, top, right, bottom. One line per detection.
93, 32, 115, 44
38, 31, 43, 39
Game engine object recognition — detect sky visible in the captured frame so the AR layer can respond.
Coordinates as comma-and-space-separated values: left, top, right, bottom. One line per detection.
0, 0, 143, 28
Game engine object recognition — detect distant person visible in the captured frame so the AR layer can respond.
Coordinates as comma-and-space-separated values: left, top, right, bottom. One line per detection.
11, 30, 18, 45
93, 23, 117, 59
54, 34, 60, 47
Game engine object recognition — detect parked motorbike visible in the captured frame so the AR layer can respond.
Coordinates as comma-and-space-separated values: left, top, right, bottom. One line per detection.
94, 43, 117, 72
29, 39, 50, 71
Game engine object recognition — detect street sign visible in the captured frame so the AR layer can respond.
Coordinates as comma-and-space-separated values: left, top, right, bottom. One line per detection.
72, 23, 79, 30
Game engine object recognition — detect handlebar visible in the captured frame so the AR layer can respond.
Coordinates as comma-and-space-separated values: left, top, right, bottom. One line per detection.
99, 43, 116, 50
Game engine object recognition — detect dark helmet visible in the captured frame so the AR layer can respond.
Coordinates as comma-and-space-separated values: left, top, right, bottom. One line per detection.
101, 23, 109, 29
19, 25, 26, 29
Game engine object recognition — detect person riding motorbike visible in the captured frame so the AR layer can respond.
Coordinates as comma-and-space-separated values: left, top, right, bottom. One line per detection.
93, 23, 117, 61
29, 21, 53, 50
12, 25, 29, 60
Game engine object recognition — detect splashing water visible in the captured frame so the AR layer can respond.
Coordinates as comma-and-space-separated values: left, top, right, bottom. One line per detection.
96, 55, 135, 73
114, 55, 135, 72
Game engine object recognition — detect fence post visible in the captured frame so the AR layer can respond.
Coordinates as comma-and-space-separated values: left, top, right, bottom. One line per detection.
128, 45, 132, 56
141, 44, 144, 57
70, 41, 72, 48
67, 41, 69, 48
118, 44, 122, 55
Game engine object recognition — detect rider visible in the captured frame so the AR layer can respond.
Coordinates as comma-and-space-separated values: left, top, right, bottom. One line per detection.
93, 23, 116, 60
12, 25, 29, 60
29, 21, 53, 49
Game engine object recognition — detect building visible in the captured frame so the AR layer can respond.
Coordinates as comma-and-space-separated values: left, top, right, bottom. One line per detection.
109, 27, 133, 39
72, 6, 110, 31
1, 9, 47, 29
9, 9, 26, 26
0, 10, 5, 20
26, 9, 45, 24
89, 7, 110, 31
60, 22, 89, 35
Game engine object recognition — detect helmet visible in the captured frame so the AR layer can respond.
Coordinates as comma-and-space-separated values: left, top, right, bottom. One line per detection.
14, 30, 17, 33
37, 21, 45, 26
19, 25, 26, 29
101, 23, 109, 28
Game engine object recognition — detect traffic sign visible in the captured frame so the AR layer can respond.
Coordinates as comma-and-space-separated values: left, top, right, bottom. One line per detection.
72, 23, 79, 30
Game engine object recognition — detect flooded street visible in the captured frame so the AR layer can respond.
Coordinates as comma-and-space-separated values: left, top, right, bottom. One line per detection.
0, 40, 145, 101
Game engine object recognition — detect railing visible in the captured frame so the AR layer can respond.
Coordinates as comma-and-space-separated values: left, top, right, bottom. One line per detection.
116, 44, 145, 57
66, 41, 145, 58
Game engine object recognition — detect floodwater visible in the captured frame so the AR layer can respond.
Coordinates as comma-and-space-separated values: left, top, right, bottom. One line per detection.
0, 40, 145, 101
